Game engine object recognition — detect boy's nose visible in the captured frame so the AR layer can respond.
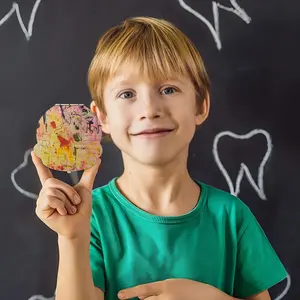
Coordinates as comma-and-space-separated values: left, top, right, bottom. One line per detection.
141, 112, 161, 120
138, 93, 164, 120
139, 102, 163, 120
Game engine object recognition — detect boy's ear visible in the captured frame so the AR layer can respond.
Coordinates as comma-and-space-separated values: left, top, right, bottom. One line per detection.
90, 101, 111, 134
195, 93, 210, 126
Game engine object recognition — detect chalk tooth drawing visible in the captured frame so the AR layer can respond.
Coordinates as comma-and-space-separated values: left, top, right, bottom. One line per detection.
212, 129, 272, 200
0, 0, 42, 40
178, 0, 251, 50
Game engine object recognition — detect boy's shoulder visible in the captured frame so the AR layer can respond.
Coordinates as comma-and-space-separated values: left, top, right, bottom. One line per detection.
199, 180, 250, 213
199, 181, 258, 239
91, 178, 117, 207
92, 179, 114, 199
90, 178, 120, 223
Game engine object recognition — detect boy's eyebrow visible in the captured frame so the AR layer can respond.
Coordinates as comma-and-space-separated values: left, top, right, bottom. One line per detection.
167, 78, 186, 85
109, 79, 132, 92
109, 77, 187, 92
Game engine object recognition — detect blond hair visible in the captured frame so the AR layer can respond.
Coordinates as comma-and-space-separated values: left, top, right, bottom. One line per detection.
88, 16, 210, 114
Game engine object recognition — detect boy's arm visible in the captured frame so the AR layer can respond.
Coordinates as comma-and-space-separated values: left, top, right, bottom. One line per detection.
233, 200, 287, 298
55, 236, 104, 300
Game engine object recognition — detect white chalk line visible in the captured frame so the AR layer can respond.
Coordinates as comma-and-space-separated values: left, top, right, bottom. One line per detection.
274, 273, 291, 300
11, 148, 38, 199
0, 0, 42, 40
213, 129, 291, 297
28, 295, 55, 300
213, 129, 272, 200
178, 0, 251, 50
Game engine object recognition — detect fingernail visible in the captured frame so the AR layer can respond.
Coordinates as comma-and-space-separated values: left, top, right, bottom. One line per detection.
118, 292, 124, 299
70, 206, 77, 214
73, 194, 81, 204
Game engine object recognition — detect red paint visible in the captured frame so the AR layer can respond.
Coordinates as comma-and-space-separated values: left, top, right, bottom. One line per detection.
50, 121, 56, 128
57, 135, 70, 147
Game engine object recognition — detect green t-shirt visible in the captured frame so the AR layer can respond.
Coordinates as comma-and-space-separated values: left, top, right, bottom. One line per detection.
90, 178, 287, 300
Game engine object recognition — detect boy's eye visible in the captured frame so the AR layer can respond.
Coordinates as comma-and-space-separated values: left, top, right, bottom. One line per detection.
161, 87, 177, 95
119, 91, 134, 99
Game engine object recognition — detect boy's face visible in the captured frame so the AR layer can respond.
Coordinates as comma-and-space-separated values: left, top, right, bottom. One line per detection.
91, 63, 209, 166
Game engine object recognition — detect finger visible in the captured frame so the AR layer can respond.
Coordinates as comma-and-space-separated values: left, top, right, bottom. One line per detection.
41, 187, 77, 215
77, 158, 101, 191
118, 282, 162, 300
31, 151, 53, 186
38, 195, 67, 216
43, 178, 81, 206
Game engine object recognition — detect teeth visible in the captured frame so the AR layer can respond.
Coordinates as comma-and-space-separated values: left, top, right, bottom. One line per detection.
213, 129, 272, 200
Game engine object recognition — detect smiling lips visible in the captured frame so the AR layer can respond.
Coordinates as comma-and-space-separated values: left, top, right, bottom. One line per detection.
131, 127, 174, 137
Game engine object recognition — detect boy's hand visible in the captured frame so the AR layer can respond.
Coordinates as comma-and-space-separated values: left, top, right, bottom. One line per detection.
31, 151, 101, 240
118, 279, 234, 300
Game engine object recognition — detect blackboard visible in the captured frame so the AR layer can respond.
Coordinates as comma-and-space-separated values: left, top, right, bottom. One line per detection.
0, 0, 299, 299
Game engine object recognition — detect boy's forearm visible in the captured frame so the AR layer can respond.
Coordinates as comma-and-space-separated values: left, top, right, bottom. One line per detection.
55, 235, 99, 300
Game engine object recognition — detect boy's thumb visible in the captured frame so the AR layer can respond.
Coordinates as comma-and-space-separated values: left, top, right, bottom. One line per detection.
77, 158, 101, 191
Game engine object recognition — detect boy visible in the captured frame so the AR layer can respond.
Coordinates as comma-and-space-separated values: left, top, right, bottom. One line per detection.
32, 17, 287, 300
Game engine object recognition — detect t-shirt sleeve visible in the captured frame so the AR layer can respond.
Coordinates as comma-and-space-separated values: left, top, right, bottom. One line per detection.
233, 201, 288, 298
90, 210, 105, 292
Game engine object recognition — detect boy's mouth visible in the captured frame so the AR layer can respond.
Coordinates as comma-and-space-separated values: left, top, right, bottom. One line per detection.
131, 127, 174, 137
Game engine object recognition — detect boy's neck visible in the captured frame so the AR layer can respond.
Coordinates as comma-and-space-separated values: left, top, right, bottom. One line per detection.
116, 152, 200, 216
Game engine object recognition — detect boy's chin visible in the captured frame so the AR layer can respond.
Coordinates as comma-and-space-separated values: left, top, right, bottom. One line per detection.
121, 143, 189, 166
132, 151, 182, 167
